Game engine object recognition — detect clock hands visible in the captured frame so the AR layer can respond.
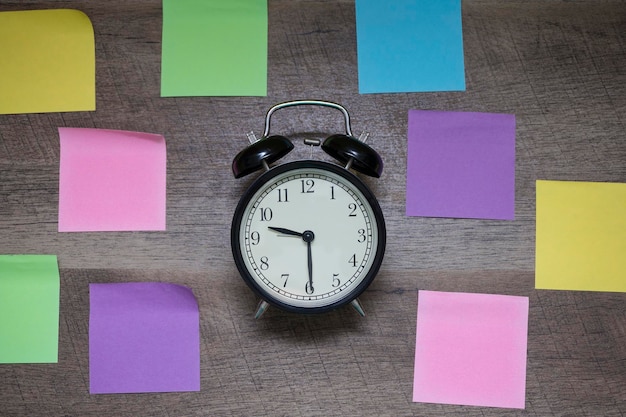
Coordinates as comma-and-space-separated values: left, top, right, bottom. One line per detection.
267, 226, 303, 237
303, 231, 314, 294
268, 227, 315, 293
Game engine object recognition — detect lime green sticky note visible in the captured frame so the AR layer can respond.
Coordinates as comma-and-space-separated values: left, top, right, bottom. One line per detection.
0, 9, 95, 114
536, 180, 626, 292
0, 255, 60, 363
161, 0, 268, 97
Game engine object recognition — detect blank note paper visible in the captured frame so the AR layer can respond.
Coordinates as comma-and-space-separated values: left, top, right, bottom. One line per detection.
0, 9, 95, 114
89, 282, 200, 394
161, 0, 268, 97
58, 128, 166, 232
355, 0, 465, 93
0, 255, 60, 364
406, 110, 516, 220
536, 180, 626, 292
413, 291, 529, 409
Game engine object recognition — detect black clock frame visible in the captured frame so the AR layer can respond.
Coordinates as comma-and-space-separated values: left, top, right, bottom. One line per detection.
231, 160, 386, 314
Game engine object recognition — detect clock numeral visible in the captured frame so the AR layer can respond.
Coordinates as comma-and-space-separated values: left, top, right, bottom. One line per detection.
330, 186, 336, 200
301, 179, 315, 193
348, 254, 358, 267
250, 231, 260, 245
277, 188, 289, 202
332, 273, 340, 288
282, 273, 290, 287
259, 207, 273, 221
260, 256, 269, 270
357, 228, 366, 243
348, 203, 358, 217
305, 281, 314, 294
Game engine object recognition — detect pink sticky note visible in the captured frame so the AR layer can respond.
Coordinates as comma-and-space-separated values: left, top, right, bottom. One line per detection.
413, 290, 529, 409
58, 127, 166, 232
89, 282, 200, 394
406, 110, 516, 220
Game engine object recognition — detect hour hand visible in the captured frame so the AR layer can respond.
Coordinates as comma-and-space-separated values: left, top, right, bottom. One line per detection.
268, 226, 303, 237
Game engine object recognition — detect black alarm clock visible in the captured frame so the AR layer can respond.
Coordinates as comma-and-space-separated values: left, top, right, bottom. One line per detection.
231, 100, 386, 318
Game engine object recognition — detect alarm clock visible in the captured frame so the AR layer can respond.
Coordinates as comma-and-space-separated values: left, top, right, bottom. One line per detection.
231, 100, 386, 318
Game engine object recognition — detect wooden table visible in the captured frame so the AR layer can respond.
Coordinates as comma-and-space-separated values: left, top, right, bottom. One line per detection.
1, 1, 625, 416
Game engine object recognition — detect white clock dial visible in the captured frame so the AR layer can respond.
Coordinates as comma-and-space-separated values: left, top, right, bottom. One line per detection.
232, 161, 385, 313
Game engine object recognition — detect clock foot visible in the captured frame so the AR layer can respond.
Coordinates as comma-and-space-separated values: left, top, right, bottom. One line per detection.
350, 299, 366, 317
254, 300, 270, 319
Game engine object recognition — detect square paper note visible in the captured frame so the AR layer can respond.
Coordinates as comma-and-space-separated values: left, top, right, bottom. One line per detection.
0, 9, 95, 114
58, 128, 166, 232
413, 290, 529, 409
161, 0, 268, 96
89, 282, 200, 394
355, 0, 465, 93
406, 110, 516, 220
536, 180, 626, 292
0, 255, 60, 363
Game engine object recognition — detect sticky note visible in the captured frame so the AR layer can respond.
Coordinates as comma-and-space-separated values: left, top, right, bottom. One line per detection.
0, 9, 95, 114
355, 0, 465, 93
536, 180, 626, 292
161, 0, 268, 97
58, 128, 167, 232
89, 282, 200, 394
413, 290, 529, 409
0, 255, 60, 364
406, 110, 516, 220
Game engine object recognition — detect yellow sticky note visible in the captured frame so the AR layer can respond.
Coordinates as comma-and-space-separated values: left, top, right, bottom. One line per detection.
0, 9, 95, 114
536, 180, 626, 292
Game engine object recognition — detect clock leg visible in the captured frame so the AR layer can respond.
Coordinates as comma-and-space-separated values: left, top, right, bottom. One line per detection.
254, 300, 270, 319
350, 298, 366, 317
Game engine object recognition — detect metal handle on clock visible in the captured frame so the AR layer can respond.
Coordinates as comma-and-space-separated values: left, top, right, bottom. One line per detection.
232, 100, 382, 179
263, 100, 354, 138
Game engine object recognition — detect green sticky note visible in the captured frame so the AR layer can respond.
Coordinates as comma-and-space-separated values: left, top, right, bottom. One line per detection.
0, 255, 60, 363
161, 0, 268, 97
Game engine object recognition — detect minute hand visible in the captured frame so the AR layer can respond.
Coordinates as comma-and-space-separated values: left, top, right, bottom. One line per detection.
269, 227, 316, 291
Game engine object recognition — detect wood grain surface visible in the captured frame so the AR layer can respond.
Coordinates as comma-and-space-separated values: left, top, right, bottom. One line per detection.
1, 1, 625, 416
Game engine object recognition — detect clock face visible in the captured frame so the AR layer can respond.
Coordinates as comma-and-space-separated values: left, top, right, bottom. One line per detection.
231, 160, 386, 313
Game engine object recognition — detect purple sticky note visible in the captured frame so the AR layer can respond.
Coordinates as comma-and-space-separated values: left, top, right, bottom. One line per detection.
406, 110, 516, 220
413, 290, 529, 409
59, 127, 167, 232
89, 282, 200, 394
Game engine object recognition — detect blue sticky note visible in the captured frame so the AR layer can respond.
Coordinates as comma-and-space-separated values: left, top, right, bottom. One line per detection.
355, 0, 466, 93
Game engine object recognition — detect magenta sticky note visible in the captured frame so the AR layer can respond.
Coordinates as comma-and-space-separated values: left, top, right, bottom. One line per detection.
406, 110, 516, 220
58, 127, 166, 232
89, 282, 200, 394
413, 290, 529, 409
